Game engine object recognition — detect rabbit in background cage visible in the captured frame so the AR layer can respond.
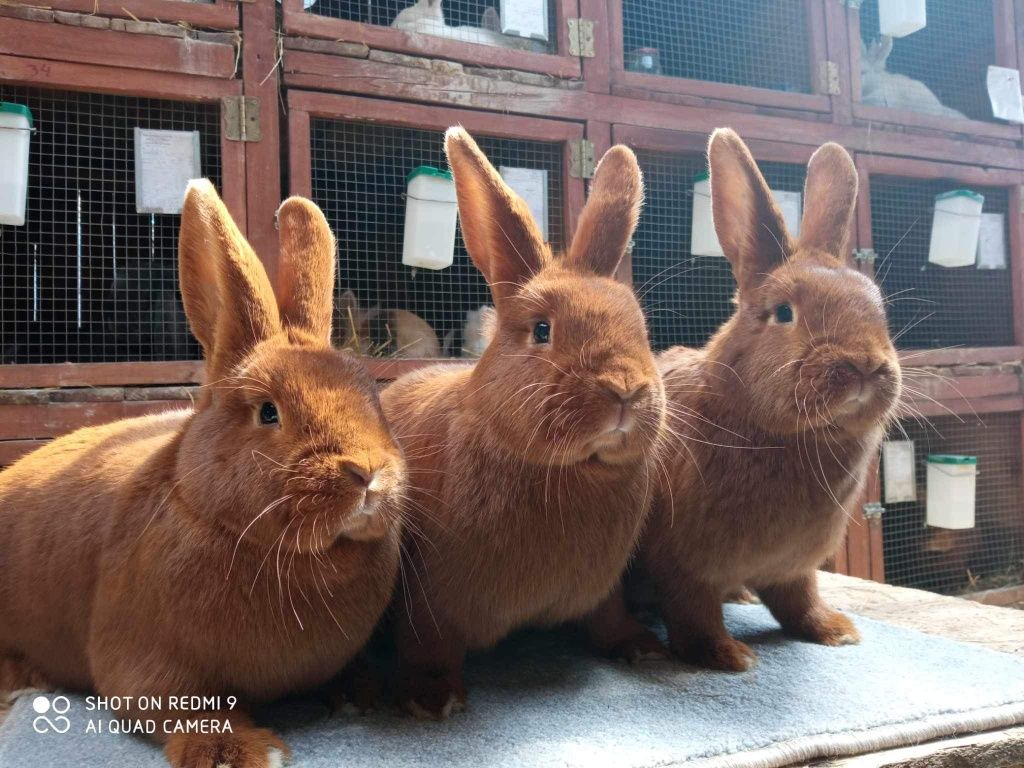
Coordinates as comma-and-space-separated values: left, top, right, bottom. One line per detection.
335, 289, 442, 358
860, 36, 968, 120
461, 304, 494, 357
103, 257, 195, 361
391, 0, 547, 52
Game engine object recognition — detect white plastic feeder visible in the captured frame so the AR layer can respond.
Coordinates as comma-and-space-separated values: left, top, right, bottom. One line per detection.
403, 166, 458, 270
929, 189, 984, 268
0, 102, 33, 226
879, 0, 926, 38
926, 454, 977, 530
690, 173, 724, 257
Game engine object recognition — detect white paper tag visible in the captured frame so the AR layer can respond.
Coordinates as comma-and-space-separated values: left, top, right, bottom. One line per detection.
976, 212, 1007, 269
987, 66, 1024, 123
771, 190, 802, 237
500, 166, 549, 241
134, 128, 202, 214
883, 440, 917, 504
499, 0, 549, 41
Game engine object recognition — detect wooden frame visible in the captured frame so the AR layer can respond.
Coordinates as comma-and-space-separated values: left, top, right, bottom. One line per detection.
607, 0, 833, 115
286, 90, 586, 375
281, 0, 581, 80
0, 54, 246, 390
38, 0, 239, 29
845, 0, 1023, 143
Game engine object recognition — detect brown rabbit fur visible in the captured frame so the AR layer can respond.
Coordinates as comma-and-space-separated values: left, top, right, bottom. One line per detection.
0, 182, 405, 767
381, 128, 667, 719
624, 130, 902, 672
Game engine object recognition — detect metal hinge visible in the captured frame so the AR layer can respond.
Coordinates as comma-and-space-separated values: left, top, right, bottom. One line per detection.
567, 18, 595, 58
853, 248, 877, 264
863, 502, 885, 520
819, 61, 841, 95
222, 96, 261, 143
569, 139, 596, 179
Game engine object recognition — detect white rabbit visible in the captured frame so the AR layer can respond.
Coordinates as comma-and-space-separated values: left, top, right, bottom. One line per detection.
391, 0, 547, 53
860, 36, 968, 119
461, 304, 495, 357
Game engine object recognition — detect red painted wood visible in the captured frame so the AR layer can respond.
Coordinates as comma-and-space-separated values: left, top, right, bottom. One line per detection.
282, 7, 580, 79
0, 400, 188, 440
241, 0, 282, 282
823, 0, 853, 125
45, 0, 238, 29
805, 0, 828, 97
854, 157, 873, 272
1011, 186, 1024, 347
907, 394, 1024, 418
220, 116, 248, 238
898, 347, 1024, 367
853, 103, 1023, 143
580, 0, 609, 94
0, 54, 240, 101
858, 154, 1024, 186
994, 0, 1019, 68
288, 109, 313, 199
0, 17, 237, 79
0, 362, 205, 389
845, 510, 872, 580
282, 55, 1024, 171
0, 439, 48, 467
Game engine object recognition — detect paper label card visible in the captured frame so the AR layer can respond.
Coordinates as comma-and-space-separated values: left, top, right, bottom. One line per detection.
883, 440, 917, 504
771, 190, 802, 238
134, 128, 202, 215
499, 0, 549, 41
500, 166, 549, 241
987, 66, 1024, 123
976, 212, 1007, 270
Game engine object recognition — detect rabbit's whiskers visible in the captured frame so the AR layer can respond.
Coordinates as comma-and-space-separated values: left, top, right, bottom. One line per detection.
227, 494, 295, 579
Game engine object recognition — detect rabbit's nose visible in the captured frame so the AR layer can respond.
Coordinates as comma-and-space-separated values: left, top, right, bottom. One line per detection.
850, 357, 890, 378
601, 382, 646, 406
343, 461, 375, 489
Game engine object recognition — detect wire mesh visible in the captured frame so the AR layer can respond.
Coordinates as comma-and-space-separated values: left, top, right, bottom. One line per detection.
870, 176, 1014, 350
882, 412, 1023, 595
631, 151, 806, 350
857, 0, 995, 121
621, 0, 812, 93
305, 0, 556, 55
0, 86, 221, 364
310, 118, 564, 358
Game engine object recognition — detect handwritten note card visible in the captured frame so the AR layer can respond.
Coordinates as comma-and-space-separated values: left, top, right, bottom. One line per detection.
134, 128, 202, 215
500, 166, 549, 241
499, 0, 549, 42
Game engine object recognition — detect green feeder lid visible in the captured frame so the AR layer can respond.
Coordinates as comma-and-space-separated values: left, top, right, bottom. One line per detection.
927, 454, 977, 465
0, 102, 33, 128
935, 189, 984, 204
693, 171, 710, 183
406, 165, 453, 183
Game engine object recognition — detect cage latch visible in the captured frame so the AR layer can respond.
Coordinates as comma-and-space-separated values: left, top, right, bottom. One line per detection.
818, 61, 841, 96
569, 139, 596, 179
222, 96, 262, 143
863, 502, 885, 520
852, 248, 877, 264
567, 18, 595, 58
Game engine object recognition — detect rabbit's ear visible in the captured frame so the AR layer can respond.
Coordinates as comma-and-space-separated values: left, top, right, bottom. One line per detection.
275, 196, 336, 344
179, 180, 281, 379
445, 127, 547, 307
565, 145, 644, 277
708, 128, 794, 291
799, 142, 857, 257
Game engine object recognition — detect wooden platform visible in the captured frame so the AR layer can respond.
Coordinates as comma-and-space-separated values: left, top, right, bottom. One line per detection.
808, 572, 1024, 767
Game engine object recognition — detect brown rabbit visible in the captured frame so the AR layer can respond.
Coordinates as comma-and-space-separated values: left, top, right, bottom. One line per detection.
381, 128, 667, 719
619, 130, 902, 672
0, 181, 405, 767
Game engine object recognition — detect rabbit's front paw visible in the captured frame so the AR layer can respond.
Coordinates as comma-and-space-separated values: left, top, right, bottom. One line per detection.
165, 722, 289, 768
397, 667, 466, 721
603, 629, 670, 664
796, 610, 861, 647
675, 636, 757, 672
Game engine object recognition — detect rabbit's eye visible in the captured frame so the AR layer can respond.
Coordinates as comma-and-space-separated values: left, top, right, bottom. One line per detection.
774, 304, 795, 324
258, 402, 280, 426
532, 321, 551, 344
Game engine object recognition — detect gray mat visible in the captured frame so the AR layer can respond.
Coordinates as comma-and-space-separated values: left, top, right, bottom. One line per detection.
3, 604, 1024, 768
